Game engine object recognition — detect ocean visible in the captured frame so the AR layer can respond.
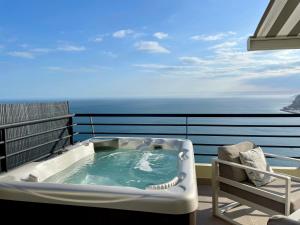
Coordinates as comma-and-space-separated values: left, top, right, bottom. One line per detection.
69, 97, 290, 114
68, 96, 300, 166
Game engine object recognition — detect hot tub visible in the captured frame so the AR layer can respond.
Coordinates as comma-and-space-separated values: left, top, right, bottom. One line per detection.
0, 137, 198, 225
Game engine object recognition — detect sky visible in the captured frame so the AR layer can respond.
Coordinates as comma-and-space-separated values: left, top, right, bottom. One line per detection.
0, 0, 300, 99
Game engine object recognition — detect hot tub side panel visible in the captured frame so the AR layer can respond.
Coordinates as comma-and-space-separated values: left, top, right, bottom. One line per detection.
0, 199, 197, 225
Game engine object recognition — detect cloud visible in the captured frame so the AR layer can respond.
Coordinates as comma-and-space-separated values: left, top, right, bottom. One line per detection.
5, 43, 87, 59
47, 65, 108, 73
101, 51, 118, 58
92, 37, 103, 42
112, 29, 134, 38
30, 48, 53, 53
57, 44, 86, 52
8, 51, 35, 59
134, 63, 186, 71
179, 56, 212, 65
210, 41, 238, 49
47, 66, 65, 71
191, 31, 236, 41
133, 37, 300, 83
134, 41, 170, 53
153, 32, 168, 40
20, 44, 29, 48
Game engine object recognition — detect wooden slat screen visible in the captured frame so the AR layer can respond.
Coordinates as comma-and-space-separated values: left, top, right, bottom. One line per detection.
0, 102, 73, 172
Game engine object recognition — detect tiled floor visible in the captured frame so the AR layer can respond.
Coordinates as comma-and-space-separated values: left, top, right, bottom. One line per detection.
197, 184, 270, 225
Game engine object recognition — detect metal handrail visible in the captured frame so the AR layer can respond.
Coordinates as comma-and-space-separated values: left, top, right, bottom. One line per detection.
76, 131, 300, 138
74, 113, 300, 158
76, 123, 300, 127
0, 114, 74, 130
74, 113, 300, 117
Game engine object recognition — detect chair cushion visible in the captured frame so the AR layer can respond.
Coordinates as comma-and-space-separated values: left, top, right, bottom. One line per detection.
239, 147, 275, 187
220, 178, 300, 214
268, 216, 300, 225
218, 141, 256, 182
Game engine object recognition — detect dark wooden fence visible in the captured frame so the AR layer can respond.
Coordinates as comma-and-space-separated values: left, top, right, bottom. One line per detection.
0, 102, 75, 172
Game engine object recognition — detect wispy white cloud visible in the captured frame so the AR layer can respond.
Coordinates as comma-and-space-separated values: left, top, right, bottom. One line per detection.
57, 44, 86, 52
153, 32, 168, 40
112, 29, 134, 38
134, 37, 300, 83
8, 51, 35, 59
93, 37, 103, 42
134, 41, 170, 53
179, 56, 212, 65
30, 48, 53, 53
47, 65, 109, 73
191, 31, 236, 41
47, 66, 65, 71
5, 43, 86, 59
20, 44, 29, 48
134, 63, 186, 71
210, 41, 238, 50
101, 51, 118, 58
89, 35, 105, 43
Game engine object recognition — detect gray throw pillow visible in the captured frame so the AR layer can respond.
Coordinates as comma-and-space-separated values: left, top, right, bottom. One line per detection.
218, 141, 256, 182
239, 147, 275, 187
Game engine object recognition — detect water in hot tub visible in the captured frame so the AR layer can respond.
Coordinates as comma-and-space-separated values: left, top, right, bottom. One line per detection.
45, 148, 178, 189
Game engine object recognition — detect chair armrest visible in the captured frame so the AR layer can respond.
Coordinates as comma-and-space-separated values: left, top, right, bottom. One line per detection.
214, 158, 290, 180
264, 153, 300, 182
213, 159, 292, 215
213, 159, 292, 214
264, 153, 300, 164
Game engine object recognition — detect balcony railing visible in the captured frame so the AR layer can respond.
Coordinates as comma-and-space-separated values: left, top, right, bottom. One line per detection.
0, 112, 300, 171
74, 113, 300, 163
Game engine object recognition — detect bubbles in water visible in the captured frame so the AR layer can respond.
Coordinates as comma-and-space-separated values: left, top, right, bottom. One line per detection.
82, 175, 120, 186
45, 148, 178, 189
134, 152, 153, 172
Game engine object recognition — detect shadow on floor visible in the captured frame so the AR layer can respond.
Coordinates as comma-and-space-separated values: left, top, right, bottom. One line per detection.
197, 184, 270, 225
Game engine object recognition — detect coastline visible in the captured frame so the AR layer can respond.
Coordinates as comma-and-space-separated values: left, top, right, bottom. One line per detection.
280, 94, 300, 114
281, 109, 300, 114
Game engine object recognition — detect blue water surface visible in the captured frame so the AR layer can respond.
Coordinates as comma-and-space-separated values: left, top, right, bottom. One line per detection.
45, 148, 178, 189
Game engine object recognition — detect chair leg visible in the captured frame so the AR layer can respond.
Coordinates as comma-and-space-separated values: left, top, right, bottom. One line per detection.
212, 189, 243, 225
212, 160, 219, 216
212, 188, 218, 216
211, 161, 241, 225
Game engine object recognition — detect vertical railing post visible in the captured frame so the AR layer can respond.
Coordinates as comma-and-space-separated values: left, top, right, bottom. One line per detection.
185, 116, 188, 139
0, 129, 7, 172
68, 116, 74, 145
89, 115, 95, 137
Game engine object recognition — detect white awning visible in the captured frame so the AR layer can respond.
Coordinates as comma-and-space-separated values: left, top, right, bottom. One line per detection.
248, 0, 300, 51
